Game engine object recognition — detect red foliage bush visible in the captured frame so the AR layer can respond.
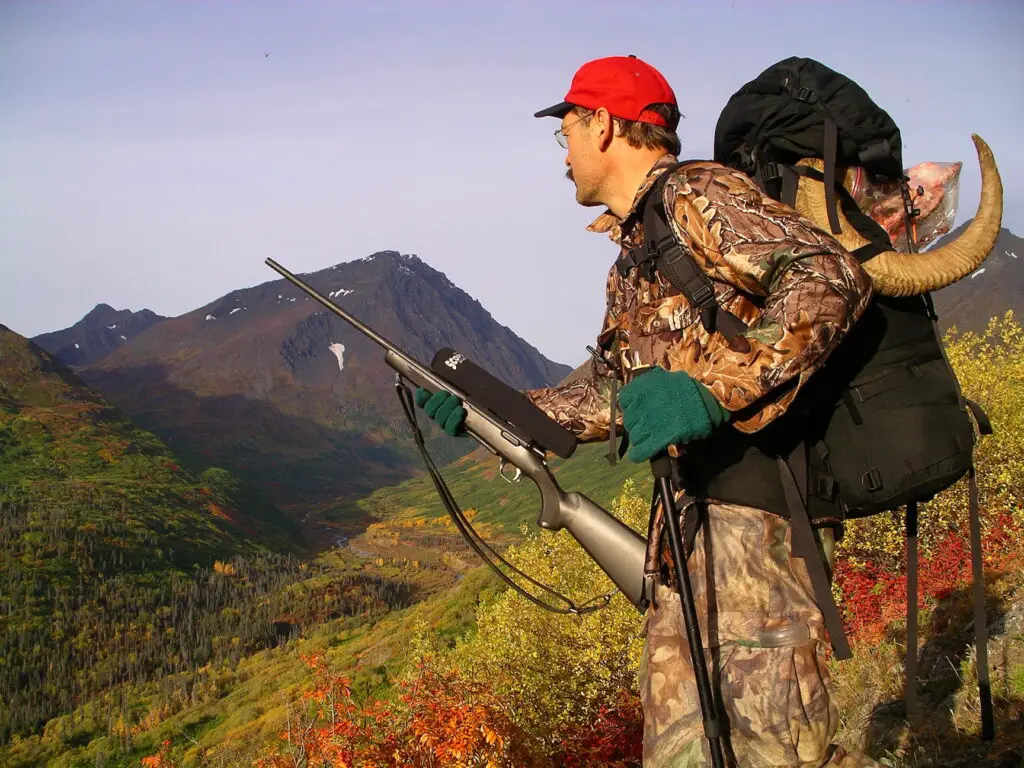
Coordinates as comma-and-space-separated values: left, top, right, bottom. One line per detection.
553, 690, 644, 767
834, 510, 1021, 644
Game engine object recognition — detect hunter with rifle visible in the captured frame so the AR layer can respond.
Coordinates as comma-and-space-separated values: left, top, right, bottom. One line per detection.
416, 53, 1002, 767
270, 51, 1002, 768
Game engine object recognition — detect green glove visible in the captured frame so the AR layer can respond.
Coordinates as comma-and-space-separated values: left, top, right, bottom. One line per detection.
414, 387, 468, 437
617, 367, 730, 463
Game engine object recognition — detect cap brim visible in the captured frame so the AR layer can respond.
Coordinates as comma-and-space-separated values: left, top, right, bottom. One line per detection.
533, 101, 573, 119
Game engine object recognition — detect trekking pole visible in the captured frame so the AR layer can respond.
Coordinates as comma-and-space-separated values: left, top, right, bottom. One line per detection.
651, 452, 726, 768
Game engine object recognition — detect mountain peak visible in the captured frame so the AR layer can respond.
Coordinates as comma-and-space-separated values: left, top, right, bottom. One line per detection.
32, 305, 168, 368
81, 303, 119, 322
354, 251, 424, 269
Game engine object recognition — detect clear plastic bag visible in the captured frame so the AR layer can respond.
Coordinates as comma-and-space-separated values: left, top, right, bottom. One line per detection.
847, 161, 963, 252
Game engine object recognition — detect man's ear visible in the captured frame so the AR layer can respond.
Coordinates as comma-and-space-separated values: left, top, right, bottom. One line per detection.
593, 107, 615, 151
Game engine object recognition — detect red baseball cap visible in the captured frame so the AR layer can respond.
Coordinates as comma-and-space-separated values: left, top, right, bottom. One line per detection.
534, 55, 677, 126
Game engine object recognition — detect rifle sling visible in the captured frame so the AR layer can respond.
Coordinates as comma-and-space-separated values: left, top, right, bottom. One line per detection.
394, 378, 616, 616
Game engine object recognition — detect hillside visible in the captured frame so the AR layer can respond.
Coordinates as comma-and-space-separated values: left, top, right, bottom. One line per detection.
0, 325, 310, 745
4, 310, 1022, 767
75, 251, 572, 510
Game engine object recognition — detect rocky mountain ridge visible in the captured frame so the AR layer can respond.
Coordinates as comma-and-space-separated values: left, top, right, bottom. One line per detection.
63, 251, 572, 510
32, 303, 166, 367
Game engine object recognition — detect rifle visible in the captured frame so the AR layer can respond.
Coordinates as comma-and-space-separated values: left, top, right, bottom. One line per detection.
265, 258, 652, 614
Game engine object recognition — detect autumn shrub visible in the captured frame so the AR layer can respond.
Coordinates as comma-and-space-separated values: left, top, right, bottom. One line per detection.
442, 481, 650, 760
251, 650, 529, 768
140, 739, 175, 768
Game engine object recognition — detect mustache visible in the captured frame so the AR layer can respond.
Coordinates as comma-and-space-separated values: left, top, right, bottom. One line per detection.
565, 167, 574, 182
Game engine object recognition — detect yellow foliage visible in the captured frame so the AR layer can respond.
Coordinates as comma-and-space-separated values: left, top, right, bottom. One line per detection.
213, 560, 236, 576
443, 479, 650, 753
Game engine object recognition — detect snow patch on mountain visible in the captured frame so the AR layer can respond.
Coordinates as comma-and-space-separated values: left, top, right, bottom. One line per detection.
328, 343, 346, 371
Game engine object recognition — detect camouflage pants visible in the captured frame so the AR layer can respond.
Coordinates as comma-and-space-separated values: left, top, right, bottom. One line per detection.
638, 501, 883, 767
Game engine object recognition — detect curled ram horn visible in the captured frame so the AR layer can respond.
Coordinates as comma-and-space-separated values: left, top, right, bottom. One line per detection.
793, 134, 1003, 297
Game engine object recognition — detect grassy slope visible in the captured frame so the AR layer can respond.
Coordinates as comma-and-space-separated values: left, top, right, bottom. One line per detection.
23, 313, 1024, 765
0, 549, 501, 768
0, 326, 300, 557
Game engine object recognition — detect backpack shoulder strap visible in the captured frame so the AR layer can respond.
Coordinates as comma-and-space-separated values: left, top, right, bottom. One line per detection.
616, 162, 748, 342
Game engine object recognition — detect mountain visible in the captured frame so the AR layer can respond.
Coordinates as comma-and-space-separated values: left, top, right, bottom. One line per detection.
930, 225, 1023, 334
76, 251, 572, 510
32, 303, 167, 367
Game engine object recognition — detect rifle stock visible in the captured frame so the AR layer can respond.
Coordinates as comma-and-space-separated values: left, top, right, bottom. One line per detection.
265, 258, 651, 611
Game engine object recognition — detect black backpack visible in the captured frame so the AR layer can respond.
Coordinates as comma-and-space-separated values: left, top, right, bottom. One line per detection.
618, 57, 994, 738
713, 56, 907, 247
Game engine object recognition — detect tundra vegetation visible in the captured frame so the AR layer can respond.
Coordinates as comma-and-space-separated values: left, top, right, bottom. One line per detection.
2, 314, 1021, 767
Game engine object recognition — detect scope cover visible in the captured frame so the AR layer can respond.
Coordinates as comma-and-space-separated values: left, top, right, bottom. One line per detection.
429, 348, 578, 459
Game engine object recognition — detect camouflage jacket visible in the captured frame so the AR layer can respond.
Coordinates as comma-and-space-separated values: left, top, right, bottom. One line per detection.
525, 154, 873, 442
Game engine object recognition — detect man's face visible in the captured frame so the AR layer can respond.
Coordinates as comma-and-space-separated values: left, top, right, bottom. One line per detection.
560, 109, 605, 208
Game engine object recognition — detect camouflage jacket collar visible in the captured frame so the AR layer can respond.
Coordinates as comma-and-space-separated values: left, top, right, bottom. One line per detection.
586, 153, 680, 244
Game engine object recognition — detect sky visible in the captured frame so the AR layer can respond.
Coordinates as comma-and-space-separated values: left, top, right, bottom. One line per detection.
2, 0, 1022, 367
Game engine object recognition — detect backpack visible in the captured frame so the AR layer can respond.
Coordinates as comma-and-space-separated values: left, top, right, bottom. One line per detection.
620, 57, 994, 738
713, 56, 907, 246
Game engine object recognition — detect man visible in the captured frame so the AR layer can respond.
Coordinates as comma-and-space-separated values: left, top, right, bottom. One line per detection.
419, 55, 882, 767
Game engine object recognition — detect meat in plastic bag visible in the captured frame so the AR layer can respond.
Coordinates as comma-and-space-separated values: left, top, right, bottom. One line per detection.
846, 161, 962, 252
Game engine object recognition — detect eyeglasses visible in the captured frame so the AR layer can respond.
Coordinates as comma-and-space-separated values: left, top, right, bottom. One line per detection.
555, 111, 593, 149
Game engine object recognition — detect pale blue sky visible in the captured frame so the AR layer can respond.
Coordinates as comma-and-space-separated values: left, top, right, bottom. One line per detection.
2, 0, 1022, 366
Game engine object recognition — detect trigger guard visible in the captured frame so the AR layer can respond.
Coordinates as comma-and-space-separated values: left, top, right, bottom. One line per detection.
499, 458, 522, 484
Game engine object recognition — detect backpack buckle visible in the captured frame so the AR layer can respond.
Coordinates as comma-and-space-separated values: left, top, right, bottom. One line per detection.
649, 234, 678, 259
760, 162, 783, 182
795, 87, 815, 103
616, 248, 646, 277
861, 468, 883, 493
687, 281, 716, 309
